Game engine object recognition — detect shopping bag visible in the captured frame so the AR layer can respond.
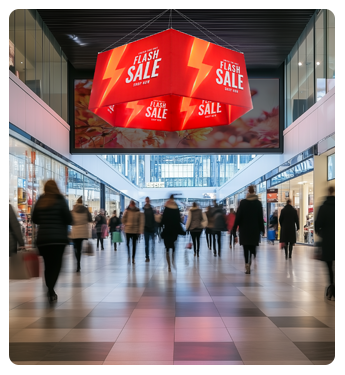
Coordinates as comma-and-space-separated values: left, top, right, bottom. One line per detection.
267, 229, 275, 241
83, 240, 94, 256
185, 242, 192, 249
112, 231, 123, 243
101, 224, 108, 239
9, 252, 30, 280
22, 251, 40, 277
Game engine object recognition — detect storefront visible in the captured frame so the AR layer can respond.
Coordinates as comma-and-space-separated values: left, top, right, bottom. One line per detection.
9, 135, 127, 244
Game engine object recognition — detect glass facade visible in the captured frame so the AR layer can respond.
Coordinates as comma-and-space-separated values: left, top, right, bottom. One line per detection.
285, 9, 335, 128
9, 135, 129, 244
9, 10, 68, 122
102, 155, 145, 188
149, 155, 256, 188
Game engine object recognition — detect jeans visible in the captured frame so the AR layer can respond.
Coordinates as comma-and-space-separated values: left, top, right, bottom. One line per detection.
73, 238, 83, 269
212, 231, 221, 254
144, 231, 155, 259
191, 231, 202, 254
126, 233, 138, 258
38, 244, 65, 296
96, 232, 104, 249
243, 245, 256, 264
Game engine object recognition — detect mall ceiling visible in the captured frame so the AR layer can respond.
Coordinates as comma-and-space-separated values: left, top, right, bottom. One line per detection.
36, 9, 317, 71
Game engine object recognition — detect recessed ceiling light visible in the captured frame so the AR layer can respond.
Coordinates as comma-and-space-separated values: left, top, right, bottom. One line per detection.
316, 61, 321, 65
298, 62, 302, 66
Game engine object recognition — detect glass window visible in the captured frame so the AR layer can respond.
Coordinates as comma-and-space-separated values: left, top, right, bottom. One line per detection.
315, 10, 326, 101
9, 11, 15, 73
35, 12, 43, 98
25, 10, 36, 93
14, 9, 25, 83
42, 23, 50, 105
327, 10, 335, 91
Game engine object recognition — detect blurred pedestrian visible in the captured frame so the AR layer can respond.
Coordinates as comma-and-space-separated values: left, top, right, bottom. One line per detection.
205, 205, 213, 250
32, 180, 72, 303
143, 197, 155, 262
9, 203, 25, 256
315, 186, 335, 300
279, 198, 299, 259
211, 202, 226, 257
122, 200, 144, 264
227, 208, 236, 249
161, 195, 183, 272
95, 209, 107, 250
108, 210, 121, 251
155, 209, 162, 242
269, 210, 278, 244
186, 202, 208, 257
233, 186, 265, 274
70, 196, 92, 272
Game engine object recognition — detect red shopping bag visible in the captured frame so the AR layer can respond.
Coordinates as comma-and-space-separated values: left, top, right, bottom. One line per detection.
23, 251, 40, 278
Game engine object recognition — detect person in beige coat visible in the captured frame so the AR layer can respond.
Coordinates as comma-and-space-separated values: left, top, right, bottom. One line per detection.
122, 200, 144, 264
70, 197, 92, 272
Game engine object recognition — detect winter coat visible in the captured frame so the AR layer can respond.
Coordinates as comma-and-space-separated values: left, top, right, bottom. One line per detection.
143, 204, 156, 233
9, 204, 24, 256
213, 208, 227, 232
227, 212, 236, 232
161, 200, 183, 247
109, 215, 121, 232
279, 204, 299, 244
232, 194, 264, 246
95, 214, 107, 233
32, 193, 73, 247
186, 207, 207, 232
122, 206, 144, 234
70, 203, 92, 239
206, 208, 215, 229
315, 196, 335, 262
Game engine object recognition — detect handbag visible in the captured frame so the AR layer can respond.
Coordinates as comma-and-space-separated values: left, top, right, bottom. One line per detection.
101, 224, 108, 239
9, 251, 30, 279
83, 240, 94, 256
112, 231, 123, 243
22, 250, 40, 277
186, 242, 192, 249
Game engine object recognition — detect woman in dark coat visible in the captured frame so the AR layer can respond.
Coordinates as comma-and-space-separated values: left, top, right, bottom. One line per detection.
32, 180, 72, 303
232, 186, 265, 274
95, 210, 107, 250
279, 199, 299, 259
160, 195, 183, 272
315, 186, 335, 300
9, 203, 25, 256
108, 210, 121, 251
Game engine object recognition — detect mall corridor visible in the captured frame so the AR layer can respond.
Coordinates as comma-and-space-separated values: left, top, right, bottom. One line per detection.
9, 234, 334, 365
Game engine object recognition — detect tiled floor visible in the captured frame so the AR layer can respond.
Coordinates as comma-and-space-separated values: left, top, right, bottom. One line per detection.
9, 233, 335, 365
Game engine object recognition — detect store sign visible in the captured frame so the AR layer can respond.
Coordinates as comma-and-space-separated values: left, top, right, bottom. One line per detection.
89, 29, 252, 131
267, 188, 278, 202
146, 182, 165, 188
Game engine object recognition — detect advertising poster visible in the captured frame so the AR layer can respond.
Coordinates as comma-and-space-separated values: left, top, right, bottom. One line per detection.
73, 78, 279, 153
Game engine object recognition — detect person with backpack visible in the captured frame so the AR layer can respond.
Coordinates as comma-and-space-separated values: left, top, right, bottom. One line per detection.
186, 202, 208, 257
108, 210, 121, 251
143, 197, 156, 262
232, 185, 265, 274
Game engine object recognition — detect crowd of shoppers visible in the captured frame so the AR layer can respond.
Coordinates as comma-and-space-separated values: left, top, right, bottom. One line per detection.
9, 179, 335, 303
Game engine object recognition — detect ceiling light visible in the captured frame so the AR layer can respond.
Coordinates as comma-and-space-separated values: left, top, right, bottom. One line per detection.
298, 62, 302, 66
316, 61, 321, 65
298, 181, 306, 184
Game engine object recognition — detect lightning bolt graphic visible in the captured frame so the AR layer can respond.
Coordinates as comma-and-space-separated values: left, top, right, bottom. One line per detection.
98, 45, 127, 108
125, 101, 145, 127
180, 97, 197, 129
188, 38, 212, 96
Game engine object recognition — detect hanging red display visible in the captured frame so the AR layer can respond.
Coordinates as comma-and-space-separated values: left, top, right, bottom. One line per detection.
89, 29, 253, 131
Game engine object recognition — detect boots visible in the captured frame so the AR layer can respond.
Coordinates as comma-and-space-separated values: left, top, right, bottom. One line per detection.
245, 263, 250, 274
284, 247, 288, 259
114, 243, 117, 251
166, 251, 171, 272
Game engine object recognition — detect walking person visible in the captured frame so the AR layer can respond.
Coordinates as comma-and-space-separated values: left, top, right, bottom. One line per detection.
95, 209, 107, 250
279, 198, 299, 259
161, 195, 183, 272
269, 210, 278, 244
32, 180, 72, 303
9, 203, 25, 256
227, 208, 236, 249
232, 185, 265, 274
211, 203, 226, 257
108, 210, 121, 251
205, 206, 213, 250
70, 196, 92, 272
143, 197, 156, 262
186, 202, 208, 257
315, 186, 335, 300
122, 200, 144, 264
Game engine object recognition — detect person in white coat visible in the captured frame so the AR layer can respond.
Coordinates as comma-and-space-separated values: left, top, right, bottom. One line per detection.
70, 197, 92, 272
186, 202, 208, 257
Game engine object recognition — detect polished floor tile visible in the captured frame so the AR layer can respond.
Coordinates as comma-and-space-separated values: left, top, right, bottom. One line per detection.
9, 238, 335, 365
